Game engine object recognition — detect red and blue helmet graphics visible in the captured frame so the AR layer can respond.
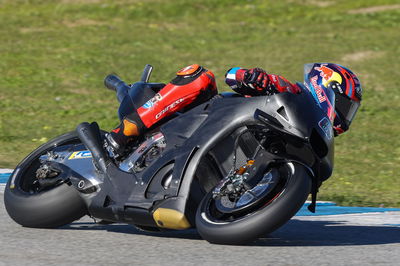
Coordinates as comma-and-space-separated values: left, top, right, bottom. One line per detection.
304, 63, 362, 134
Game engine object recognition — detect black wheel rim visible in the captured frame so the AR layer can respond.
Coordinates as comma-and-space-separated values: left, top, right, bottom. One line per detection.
15, 137, 82, 194
204, 164, 291, 223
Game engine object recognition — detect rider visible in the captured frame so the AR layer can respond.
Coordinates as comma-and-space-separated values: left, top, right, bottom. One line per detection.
225, 64, 362, 134
106, 63, 362, 157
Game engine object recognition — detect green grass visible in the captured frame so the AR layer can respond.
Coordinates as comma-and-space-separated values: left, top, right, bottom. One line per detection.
1, 0, 399, 207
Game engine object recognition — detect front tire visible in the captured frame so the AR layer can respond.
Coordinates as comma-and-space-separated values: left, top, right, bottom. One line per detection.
4, 132, 88, 228
195, 162, 311, 244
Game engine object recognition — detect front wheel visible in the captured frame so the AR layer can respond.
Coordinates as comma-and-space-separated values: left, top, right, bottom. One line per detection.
195, 162, 311, 244
4, 132, 88, 228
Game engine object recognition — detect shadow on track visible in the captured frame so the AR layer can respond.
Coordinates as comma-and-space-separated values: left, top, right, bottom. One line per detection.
255, 219, 400, 246
60, 218, 400, 246
60, 221, 203, 240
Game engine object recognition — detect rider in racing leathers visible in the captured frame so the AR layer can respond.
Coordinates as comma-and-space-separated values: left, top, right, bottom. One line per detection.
106, 64, 362, 157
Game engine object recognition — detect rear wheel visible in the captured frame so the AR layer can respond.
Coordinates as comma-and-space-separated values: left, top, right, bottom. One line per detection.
195, 162, 311, 244
4, 132, 88, 228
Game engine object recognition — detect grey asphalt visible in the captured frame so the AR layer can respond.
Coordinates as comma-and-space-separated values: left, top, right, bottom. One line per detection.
0, 196, 399, 266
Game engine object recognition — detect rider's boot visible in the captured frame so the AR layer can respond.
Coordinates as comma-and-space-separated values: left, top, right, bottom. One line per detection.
105, 117, 141, 159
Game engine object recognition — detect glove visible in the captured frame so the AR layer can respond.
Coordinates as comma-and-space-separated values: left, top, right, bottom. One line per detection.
242, 68, 270, 92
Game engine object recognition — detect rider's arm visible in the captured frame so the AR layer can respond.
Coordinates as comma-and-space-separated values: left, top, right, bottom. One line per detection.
225, 67, 301, 96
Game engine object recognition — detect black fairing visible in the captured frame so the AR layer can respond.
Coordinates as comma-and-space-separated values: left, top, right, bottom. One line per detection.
81, 88, 333, 227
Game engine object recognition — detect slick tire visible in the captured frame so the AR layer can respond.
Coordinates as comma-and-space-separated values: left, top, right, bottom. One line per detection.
195, 162, 312, 245
4, 131, 88, 228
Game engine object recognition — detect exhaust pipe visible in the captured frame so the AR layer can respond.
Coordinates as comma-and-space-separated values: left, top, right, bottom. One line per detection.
76, 122, 110, 173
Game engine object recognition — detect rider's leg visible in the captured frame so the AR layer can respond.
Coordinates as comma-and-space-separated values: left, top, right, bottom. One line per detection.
106, 83, 153, 156
107, 66, 217, 157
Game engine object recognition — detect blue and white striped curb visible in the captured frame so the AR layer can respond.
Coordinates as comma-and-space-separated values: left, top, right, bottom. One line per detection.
297, 201, 400, 216
1, 169, 399, 221
0, 169, 13, 174
0, 170, 13, 193
293, 211, 400, 227
0, 173, 12, 183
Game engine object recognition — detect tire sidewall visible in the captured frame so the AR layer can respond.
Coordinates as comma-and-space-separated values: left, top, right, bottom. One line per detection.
4, 131, 88, 228
195, 162, 312, 244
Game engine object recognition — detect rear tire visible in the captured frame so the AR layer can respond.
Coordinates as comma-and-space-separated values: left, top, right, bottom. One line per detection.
195, 162, 311, 245
4, 132, 88, 228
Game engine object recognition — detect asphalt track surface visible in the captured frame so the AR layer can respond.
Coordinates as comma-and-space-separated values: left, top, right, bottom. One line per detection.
1, 170, 399, 265
1, 193, 399, 266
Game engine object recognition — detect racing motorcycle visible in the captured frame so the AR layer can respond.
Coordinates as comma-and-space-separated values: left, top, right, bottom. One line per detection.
4, 65, 334, 244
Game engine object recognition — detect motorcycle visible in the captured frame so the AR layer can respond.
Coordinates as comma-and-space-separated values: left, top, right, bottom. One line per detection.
4, 64, 334, 244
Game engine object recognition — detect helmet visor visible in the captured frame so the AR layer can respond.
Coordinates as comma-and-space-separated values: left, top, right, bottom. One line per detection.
335, 93, 360, 127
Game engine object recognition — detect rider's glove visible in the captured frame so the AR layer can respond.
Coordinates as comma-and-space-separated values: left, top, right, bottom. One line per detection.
238, 68, 278, 95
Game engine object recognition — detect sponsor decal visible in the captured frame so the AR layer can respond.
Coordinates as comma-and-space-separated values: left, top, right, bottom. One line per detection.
310, 75, 326, 103
315, 65, 333, 81
333, 82, 343, 94
315, 64, 342, 87
68, 151, 92, 160
155, 98, 184, 119
319, 117, 333, 139
143, 93, 163, 109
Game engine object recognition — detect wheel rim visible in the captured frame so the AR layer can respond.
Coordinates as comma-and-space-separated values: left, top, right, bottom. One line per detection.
15, 138, 82, 194
204, 164, 290, 223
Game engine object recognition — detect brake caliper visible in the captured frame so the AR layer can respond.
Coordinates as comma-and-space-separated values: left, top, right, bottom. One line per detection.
212, 160, 254, 200
34, 162, 62, 189
36, 164, 59, 179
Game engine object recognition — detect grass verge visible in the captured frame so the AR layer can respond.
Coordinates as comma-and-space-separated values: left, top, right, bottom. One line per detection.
1, 0, 399, 206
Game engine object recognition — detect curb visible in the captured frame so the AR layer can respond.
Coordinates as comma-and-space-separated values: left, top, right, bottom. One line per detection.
0, 170, 12, 193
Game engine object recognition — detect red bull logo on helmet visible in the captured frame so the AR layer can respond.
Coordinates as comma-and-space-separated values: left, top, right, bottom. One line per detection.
314, 64, 342, 87
315, 65, 333, 80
